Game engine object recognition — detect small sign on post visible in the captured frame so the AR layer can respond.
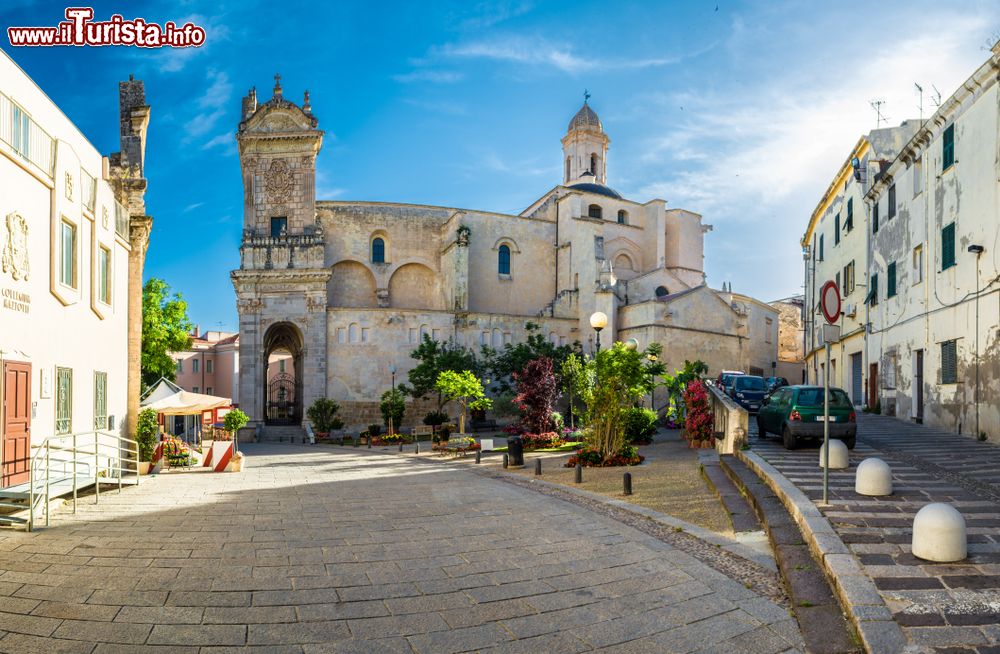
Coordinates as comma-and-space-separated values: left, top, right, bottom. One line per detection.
819, 280, 841, 506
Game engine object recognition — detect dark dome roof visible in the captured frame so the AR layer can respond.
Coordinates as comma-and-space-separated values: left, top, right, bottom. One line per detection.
568, 102, 602, 132
570, 182, 622, 199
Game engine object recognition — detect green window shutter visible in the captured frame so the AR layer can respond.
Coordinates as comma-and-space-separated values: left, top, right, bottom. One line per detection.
888, 185, 896, 218
846, 198, 853, 230
819, 234, 824, 260
56, 367, 73, 434
942, 222, 956, 270
941, 340, 957, 384
873, 202, 879, 233
887, 262, 897, 297
943, 124, 955, 170
865, 274, 878, 305
834, 214, 840, 245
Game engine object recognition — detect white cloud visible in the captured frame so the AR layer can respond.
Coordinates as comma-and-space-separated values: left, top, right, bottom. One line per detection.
183, 69, 234, 145
454, 1, 534, 31
183, 202, 205, 212
201, 132, 235, 153
626, 7, 997, 299
404, 98, 468, 116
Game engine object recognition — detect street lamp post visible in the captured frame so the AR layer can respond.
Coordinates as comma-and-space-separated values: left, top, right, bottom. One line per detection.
389, 364, 397, 436
968, 244, 984, 440
590, 311, 608, 353
647, 353, 658, 409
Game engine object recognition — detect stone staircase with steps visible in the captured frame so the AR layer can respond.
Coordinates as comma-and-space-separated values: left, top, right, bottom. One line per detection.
257, 424, 307, 444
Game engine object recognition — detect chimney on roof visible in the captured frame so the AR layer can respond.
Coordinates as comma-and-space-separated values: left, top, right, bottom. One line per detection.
193, 325, 200, 338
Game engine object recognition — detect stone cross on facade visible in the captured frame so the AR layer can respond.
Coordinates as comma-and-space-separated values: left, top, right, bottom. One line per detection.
273, 73, 282, 97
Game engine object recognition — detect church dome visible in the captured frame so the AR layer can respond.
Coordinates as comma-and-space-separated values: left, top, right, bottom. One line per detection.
568, 102, 602, 132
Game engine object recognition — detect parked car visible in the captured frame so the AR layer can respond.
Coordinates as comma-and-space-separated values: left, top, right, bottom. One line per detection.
730, 375, 767, 414
716, 370, 745, 394
765, 376, 789, 393
756, 385, 857, 450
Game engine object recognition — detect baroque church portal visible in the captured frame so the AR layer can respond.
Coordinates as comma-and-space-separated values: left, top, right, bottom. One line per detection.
231, 78, 768, 431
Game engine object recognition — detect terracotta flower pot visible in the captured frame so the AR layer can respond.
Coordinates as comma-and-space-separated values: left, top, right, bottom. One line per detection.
138, 461, 151, 475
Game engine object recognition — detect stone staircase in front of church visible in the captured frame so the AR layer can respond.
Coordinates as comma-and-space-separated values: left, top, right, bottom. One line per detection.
256, 425, 307, 444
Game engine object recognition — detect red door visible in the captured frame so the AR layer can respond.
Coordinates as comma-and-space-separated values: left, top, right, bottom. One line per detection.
2, 361, 31, 487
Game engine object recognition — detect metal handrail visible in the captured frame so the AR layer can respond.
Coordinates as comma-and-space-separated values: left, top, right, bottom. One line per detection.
26, 430, 140, 531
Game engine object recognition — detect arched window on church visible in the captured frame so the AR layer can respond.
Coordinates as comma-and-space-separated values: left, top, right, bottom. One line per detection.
590, 153, 598, 174
498, 244, 511, 275
617, 210, 628, 225
588, 204, 603, 220
371, 237, 385, 263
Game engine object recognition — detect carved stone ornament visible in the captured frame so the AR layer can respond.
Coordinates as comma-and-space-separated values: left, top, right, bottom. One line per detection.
2, 211, 29, 281
65, 171, 73, 201
237, 297, 264, 314
264, 159, 293, 203
306, 295, 326, 312
102, 206, 109, 229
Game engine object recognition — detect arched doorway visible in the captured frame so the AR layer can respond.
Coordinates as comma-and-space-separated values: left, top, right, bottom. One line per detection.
262, 322, 304, 425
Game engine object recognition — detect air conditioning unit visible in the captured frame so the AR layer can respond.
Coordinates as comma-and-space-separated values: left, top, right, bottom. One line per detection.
845, 303, 857, 317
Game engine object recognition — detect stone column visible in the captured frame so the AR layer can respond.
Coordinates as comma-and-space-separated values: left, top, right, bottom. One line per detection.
300, 295, 328, 422
453, 225, 469, 311
236, 298, 263, 425
125, 215, 151, 438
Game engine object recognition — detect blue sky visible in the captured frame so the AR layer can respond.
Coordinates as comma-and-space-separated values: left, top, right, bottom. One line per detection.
3, 0, 998, 332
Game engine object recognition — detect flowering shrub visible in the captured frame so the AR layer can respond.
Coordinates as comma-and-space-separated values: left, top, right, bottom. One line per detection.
565, 445, 644, 468
623, 407, 658, 444
521, 432, 564, 450
683, 379, 714, 446
163, 438, 197, 467
374, 433, 410, 445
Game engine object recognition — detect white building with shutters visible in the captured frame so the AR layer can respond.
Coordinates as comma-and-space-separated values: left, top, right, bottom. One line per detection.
863, 42, 1000, 438
0, 51, 150, 488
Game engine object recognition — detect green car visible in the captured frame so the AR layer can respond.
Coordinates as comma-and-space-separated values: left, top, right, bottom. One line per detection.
756, 385, 857, 450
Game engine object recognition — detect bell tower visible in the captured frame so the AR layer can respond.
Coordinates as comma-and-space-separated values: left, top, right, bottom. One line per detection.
237, 74, 323, 238
562, 93, 610, 185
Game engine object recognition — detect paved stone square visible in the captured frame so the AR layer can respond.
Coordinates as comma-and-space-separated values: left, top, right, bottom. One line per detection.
750, 415, 1000, 653
0, 444, 803, 653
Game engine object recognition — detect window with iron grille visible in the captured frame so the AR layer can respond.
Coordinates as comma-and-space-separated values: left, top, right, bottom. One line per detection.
56, 367, 72, 434
941, 339, 958, 384
94, 371, 107, 430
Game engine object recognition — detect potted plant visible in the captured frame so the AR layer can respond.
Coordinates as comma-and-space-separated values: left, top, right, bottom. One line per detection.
307, 398, 345, 439
135, 408, 158, 475
223, 408, 249, 472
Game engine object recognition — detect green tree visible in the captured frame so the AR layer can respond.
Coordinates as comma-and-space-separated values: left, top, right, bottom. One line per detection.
141, 278, 193, 390
560, 354, 587, 429
583, 342, 664, 458
480, 322, 579, 393
402, 336, 480, 409
135, 408, 159, 462
435, 370, 493, 435
379, 388, 406, 433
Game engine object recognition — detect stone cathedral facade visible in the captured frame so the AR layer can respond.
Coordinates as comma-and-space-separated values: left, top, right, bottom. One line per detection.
231, 78, 777, 431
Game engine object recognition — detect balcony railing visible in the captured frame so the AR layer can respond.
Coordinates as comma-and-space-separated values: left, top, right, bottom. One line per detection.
0, 90, 55, 179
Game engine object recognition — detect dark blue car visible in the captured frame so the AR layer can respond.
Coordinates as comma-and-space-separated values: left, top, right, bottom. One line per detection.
731, 375, 766, 414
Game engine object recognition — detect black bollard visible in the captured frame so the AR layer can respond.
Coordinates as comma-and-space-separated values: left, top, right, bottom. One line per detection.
399, 442, 403, 453
475, 450, 481, 464
503, 453, 509, 469
574, 463, 583, 484
415, 442, 420, 454
367, 437, 372, 449
623, 472, 633, 496
535, 459, 542, 476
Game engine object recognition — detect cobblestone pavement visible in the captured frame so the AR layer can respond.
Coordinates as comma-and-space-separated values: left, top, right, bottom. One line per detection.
0, 444, 804, 653
749, 415, 1000, 654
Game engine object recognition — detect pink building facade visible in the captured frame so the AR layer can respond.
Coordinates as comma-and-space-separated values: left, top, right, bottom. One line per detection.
172, 327, 240, 402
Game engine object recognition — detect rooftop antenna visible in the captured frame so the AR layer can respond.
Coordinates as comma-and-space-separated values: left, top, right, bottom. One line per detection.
869, 99, 888, 127
931, 85, 943, 108
914, 83, 923, 122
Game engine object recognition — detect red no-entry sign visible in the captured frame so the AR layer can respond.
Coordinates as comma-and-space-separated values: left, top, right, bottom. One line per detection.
820, 280, 841, 325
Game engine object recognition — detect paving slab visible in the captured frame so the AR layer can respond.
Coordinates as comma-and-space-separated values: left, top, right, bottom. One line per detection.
0, 443, 805, 651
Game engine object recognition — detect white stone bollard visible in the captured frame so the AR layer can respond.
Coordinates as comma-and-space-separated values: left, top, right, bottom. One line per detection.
855, 458, 893, 496
912, 503, 967, 562
818, 439, 849, 469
